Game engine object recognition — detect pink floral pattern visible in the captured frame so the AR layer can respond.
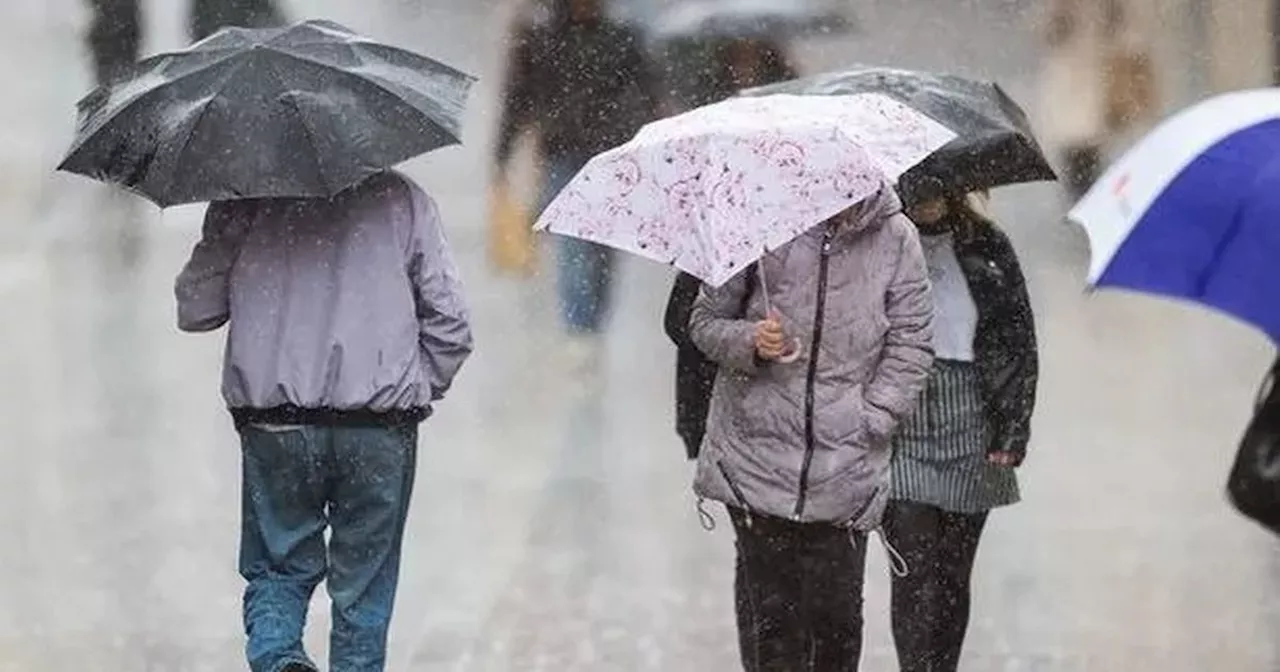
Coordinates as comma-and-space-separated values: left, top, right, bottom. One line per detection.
535, 93, 955, 286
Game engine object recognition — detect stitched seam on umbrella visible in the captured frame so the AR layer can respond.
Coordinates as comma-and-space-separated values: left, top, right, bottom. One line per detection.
159, 57, 254, 204
262, 56, 331, 195
67, 49, 246, 158
265, 50, 465, 173
268, 47, 471, 138
1194, 164, 1273, 298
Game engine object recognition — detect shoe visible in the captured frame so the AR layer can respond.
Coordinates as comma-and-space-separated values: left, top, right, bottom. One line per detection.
280, 663, 316, 672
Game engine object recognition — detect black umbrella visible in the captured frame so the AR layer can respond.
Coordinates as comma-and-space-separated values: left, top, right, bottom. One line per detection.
646, 0, 855, 43
745, 66, 1056, 203
58, 19, 475, 207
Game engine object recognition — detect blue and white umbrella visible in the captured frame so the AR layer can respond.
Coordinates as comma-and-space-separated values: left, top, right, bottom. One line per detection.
1069, 89, 1280, 342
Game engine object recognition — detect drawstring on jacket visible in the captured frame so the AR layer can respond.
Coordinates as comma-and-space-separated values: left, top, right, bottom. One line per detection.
846, 524, 909, 577
874, 526, 910, 577
696, 497, 717, 531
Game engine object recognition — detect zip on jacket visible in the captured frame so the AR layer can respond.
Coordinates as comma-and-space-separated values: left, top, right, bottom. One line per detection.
794, 223, 837, 519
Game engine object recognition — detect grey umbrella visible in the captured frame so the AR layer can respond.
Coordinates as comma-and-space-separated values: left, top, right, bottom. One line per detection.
58, 19, 475, 207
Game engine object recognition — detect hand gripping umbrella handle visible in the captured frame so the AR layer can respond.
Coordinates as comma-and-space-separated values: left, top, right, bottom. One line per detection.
756, 264, 803, 364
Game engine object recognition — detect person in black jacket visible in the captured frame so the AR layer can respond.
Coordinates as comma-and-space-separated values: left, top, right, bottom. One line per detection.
662, 38, 797, 460
882, 190, 1038, 672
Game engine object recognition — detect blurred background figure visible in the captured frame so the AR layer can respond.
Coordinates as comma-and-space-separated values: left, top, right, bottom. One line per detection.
85, 0, 285, 86
1037, 0, 1158, 201
491, 0, 661, 369
660, 36, 798, 110
190, 0, 285, 41
652, 0, 844, 111
85, 0, 141, 83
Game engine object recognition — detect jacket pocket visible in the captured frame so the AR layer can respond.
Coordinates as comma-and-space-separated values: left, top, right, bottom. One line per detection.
801, 454, 888, 528
813, 384, 870, 449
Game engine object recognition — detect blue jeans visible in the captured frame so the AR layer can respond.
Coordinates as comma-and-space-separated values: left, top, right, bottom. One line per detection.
238, 424, 418, 672
539, 154, 615, 334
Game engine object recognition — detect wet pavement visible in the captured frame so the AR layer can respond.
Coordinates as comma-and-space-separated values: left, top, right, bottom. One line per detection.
1, 0, 1279, 670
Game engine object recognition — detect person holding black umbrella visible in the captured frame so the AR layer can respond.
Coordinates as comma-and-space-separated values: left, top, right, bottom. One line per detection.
882, 185, 1039, 672
60, 22, 476, 672
177, 174, 473, 672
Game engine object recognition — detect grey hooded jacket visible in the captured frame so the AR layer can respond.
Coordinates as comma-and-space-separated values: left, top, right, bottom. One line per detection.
175, 171, 473, 427
690, 184, 934, 528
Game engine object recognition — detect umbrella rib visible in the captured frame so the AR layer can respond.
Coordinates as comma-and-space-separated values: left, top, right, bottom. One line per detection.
153, 60, 252, 204
269, 49, 468, 138
66, 50, 246, 158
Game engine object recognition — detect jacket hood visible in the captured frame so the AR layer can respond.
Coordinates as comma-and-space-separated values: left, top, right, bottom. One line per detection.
841, 180, 905, 234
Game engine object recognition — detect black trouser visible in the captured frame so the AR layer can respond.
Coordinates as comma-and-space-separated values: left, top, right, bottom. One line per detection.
882, 500, 989, 672
729, 507, 867, 672
85, 0, 282, 85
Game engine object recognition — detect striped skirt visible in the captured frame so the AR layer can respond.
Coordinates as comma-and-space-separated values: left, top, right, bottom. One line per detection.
891, 360, 1020, 513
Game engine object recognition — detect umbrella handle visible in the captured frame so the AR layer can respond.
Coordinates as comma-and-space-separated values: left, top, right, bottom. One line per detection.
756, 263, 772, 316
756, 264, 803, 364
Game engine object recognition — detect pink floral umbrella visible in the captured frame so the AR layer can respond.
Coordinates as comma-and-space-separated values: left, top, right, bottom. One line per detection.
533, 92, 955, 288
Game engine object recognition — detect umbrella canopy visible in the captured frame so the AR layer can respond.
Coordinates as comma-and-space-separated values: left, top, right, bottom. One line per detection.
647, 0, 854, 43
746, 66, 1055, 203
534, 93, 955, 286
1069, 88, 1280, 343
58, 19, 475, 207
